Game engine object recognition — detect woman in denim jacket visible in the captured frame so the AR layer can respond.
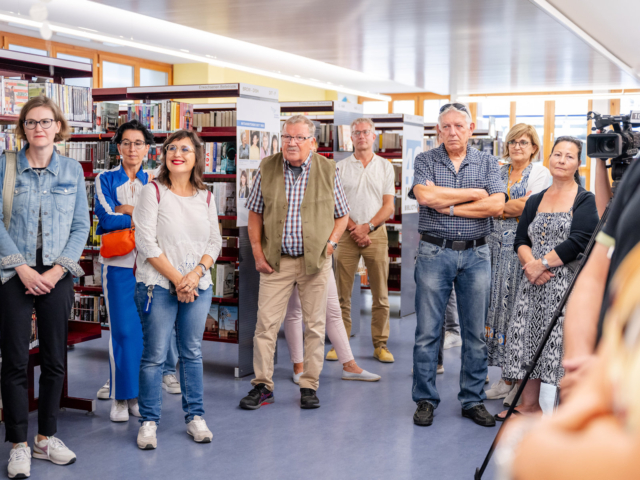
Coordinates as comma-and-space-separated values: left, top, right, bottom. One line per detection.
0, 96, 89, 479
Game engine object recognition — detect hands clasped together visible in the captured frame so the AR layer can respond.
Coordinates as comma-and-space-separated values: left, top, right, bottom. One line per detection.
175, 270, 201, 303
522, 258, 554, 286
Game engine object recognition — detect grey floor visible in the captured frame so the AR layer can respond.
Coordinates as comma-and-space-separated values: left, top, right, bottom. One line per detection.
5, 292, 556, 480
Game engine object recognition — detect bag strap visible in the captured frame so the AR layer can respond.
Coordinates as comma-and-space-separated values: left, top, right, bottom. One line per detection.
150, 180, 160, 203
206, 190, 211, 207
2, 151, 17, 231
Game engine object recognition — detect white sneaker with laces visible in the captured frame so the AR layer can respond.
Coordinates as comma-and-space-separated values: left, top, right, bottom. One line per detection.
341, 369, 381, 382
97, 379, 110, 400
110, 399, 129, 422
128, 398, 141, 417
137, 421, 157, 450
292, 371, 303, 385
33, 436, 76, 465
486, 379, 512, 399
443, 331, 462, 349
8, 444, 30, 479
187, 416, 212, 443
437, 364, 445, 374
162, 374, 181, 394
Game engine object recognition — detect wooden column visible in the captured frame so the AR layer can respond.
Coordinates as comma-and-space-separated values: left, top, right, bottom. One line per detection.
583, 99, 593, 190
468, 102, 478, 124
543, 100, 555, 167
610, 99, 621, 116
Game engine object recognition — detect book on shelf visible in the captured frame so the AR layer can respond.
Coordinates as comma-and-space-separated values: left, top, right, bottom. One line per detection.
71, 293, 107, 324
315, 124, 334, 148
94, 103, 120, 132
374, 133, 403, 151
203, 141, 236, 174
218, 305, 238, 339
211, 263, 235, 298
337, 125, 353, 152
105, 101, 194, 132
205, 304, 219, 338
26, 81, 92, 123
4, 79, 28, 115
204, 182, 236, 216
194, 110, 236, 128
0, 131, 23, 156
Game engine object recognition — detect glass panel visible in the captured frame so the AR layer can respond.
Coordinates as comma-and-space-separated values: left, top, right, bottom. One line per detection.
140, 68, 168, 87
9, 44, 48, 56
423, 99, 449, 123
393, 100, 415, 115
102, 61, 134, 88
621, 95, 640, 117
362, 101, 388, 115
555, 98, 589, 166
56, 53, 93, 88
481, 98, 511, 142
516, 99, 545, 160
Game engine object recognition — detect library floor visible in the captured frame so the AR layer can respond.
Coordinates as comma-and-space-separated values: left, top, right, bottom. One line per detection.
10, 292, 556, 480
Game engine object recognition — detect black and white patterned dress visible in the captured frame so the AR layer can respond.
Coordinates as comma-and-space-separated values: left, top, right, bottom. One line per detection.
502, 209, 575, 386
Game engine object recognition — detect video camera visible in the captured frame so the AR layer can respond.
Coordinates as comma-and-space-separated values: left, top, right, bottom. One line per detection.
587, 111, 640, 185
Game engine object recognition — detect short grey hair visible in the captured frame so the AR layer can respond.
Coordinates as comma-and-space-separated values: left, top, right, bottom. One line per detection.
438, 104, 472, 127
282, 114, 316, 138
350, 117, 375, 132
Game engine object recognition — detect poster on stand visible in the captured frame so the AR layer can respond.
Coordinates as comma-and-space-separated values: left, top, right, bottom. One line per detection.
402, 119, 423, 214
236, 97, 281, 227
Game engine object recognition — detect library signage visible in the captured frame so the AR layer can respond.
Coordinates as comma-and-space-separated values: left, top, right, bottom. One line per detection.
402, 122, 423, 214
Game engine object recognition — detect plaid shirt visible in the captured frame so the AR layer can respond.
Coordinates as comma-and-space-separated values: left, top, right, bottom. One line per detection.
409, 144, 506, 240
246, 153, 350, 256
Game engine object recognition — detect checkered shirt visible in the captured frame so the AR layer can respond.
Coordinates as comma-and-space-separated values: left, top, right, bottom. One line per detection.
408, 144, 506, 241
245, 154, 350, 256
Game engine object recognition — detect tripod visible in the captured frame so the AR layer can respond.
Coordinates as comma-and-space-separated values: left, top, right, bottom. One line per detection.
474, 199, 612, 479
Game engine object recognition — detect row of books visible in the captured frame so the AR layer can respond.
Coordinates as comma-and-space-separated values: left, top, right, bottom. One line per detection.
0, 131, 24, 156
29, 82, 93, 123
211, 263, 235, 297
71, 293, 107, 324
205, 304, 238, 340
316, 124, 334, 147
204, 182, 237, 216
94, 102, 195, 133
375, 133, 403, 150
194, 110, 236, 128
204, 142, 236, 174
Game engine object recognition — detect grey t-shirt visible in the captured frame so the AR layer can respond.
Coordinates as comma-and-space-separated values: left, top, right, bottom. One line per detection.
289, 165, 303, 181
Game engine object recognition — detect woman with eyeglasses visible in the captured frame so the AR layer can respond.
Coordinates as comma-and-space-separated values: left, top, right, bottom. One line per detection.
0, 96, 90, 477
94, 119, 184, 424
484, 124, 551, 405
132, 130, 221, 450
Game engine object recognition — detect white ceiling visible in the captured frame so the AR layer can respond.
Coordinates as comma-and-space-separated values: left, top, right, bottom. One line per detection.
1, 0, 638, 96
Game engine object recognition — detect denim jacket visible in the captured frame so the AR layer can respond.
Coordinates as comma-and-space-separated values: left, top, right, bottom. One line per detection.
0, 146, 90, 284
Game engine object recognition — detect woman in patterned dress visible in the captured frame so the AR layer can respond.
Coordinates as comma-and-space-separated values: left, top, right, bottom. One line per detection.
485, 125, 550, 401
495, 137, 598, 421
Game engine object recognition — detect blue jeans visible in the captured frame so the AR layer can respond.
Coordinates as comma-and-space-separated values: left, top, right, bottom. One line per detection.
412, 240, 491, 410
134, 283, 212, 424
163, 328, 179, 376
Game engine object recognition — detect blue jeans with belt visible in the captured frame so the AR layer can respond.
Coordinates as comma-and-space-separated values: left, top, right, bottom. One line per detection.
134, 283, 212, 424
412, 240, 491, 410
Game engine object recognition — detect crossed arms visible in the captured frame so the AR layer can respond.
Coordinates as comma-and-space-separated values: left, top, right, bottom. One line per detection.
412, 182, 505, 219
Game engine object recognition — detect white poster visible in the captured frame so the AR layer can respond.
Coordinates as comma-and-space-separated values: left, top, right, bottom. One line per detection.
236, 97, 281, 227
402, 121, 423, 214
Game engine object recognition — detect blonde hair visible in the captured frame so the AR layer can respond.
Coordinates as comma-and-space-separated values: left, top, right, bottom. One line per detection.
350, 117, 375, 132
502, 123, 541, 162
16, 96, 70, 143
282, 114, 316, 138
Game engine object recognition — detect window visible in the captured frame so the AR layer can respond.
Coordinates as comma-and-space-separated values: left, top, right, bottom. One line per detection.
621, 96, 640, 117
393, 100, 415, 115
555, 98, 589, 165
362, 101, 389, 115
102, 61, 134, 88
9, 44, 48, 56
56, 53, 93, 88
423, 99, 449, 123
480, 98, 510, 142
516, 99, 545, 159
140, 68, 168, 87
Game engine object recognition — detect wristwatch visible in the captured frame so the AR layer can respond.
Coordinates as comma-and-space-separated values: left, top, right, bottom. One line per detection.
60, 266, 68, 275
541, 257, 550, 270
197, 263, 207, 277
449, 205, 455, 217
328, 240, 338, 251
368, 222, 375, 232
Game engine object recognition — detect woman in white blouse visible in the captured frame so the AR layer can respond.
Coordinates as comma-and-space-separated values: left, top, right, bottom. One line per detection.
132, 130, 221, 450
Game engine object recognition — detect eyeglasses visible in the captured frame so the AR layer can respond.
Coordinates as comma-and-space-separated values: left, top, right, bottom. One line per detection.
165, 144, 195, 154
120, 140, 147, 150
352, 130, 372, 137
281, 135, 312, 144
24, 119, 54, 130
507, 140, 531, 148
439, 103, 470, 115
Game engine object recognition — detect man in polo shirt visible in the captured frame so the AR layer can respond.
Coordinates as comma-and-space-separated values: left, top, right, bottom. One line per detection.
409, 103, 505, 427
333, 118, 396, 363
239, 115, 350, 410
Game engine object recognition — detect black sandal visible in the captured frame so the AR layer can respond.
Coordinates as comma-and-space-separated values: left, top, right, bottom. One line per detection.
494, 409, 523, 422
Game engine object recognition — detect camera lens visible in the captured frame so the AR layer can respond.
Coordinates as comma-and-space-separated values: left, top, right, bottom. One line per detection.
603, 138, 616, 153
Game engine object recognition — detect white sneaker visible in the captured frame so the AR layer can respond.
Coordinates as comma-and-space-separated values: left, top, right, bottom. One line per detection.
437, 364, 445, 374
110, 399, 129, 422
97, 379, 110, 400
128, 398, 141, 417
8, 444, 30, 479
341, 369, 381, 382
33, 436, 76, 466
186, 416, 212, 443
292, 371, 303, 385
137, 421, 157, 450
162, 374, 181, 394
486, 374, 490, 384
443, 331, 462, 349
503, 383, 523, 407
485, 379, 512, 399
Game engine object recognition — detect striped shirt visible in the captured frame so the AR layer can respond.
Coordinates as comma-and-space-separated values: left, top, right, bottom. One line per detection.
408, 144, 506, 240
246, 153, 350, 256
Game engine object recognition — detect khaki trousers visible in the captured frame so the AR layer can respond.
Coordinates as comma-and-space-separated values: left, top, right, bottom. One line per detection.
251, 256, 331, 391
334, 227, 390, 347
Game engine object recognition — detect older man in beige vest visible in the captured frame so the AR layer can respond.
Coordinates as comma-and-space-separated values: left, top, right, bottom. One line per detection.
239, 115, 350, 410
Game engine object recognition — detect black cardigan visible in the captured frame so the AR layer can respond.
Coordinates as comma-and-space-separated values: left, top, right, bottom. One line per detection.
514, 186, 599, 264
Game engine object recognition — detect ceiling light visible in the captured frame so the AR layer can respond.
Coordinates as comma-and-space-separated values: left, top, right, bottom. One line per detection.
78, 27, 98, 32
180, 49, 189, 53
0, 12, 392, 101
56, 32, 91, 42
457, 92, 638, 103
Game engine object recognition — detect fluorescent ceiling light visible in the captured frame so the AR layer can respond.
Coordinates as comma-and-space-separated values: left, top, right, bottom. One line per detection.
56, 32, 91, 42
458, 92, 639, 103
0, 12, 391, 101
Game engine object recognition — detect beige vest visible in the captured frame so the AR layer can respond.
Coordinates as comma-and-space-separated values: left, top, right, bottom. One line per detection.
260, 152, 336, 275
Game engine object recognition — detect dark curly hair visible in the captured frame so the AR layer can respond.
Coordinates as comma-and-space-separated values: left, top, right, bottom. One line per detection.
112, 119, 155, 145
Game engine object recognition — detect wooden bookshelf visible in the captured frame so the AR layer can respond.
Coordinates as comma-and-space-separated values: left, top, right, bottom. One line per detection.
0, 49, 92, 82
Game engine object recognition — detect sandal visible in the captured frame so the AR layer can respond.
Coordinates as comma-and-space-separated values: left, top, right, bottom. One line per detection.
494, 409, 523, 422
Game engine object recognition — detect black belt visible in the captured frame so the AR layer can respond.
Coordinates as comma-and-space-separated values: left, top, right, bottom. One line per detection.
421, 233, 487, 251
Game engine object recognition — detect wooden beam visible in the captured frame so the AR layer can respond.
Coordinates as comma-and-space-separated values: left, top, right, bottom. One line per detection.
585, 99, 593, 190
543, 100, 555, 167
510, 101, 516, 128
610, 99, 620, 116
468, 103, 478, 125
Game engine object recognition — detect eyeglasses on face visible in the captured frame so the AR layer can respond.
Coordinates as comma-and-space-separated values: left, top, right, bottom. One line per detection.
120, 140, 147, 150
24, 119, 54, 130
281, 134, 312, 144
352, 130, 372, 137
439, 103, 470, 115
507, 140, 531, 148
165, 144, 195, 154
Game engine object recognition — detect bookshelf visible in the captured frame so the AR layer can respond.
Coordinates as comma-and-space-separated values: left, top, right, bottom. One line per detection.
71, 83, 279, 378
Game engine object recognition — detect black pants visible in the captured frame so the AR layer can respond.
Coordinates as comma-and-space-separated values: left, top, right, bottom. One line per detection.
0, 251, 72, 443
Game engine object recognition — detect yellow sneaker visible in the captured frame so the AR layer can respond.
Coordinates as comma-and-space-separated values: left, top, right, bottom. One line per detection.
325, 348, 338, 361
374, 346, 395, 363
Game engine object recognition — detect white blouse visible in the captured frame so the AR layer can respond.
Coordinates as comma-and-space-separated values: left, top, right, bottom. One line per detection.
133, 182, 222, 290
